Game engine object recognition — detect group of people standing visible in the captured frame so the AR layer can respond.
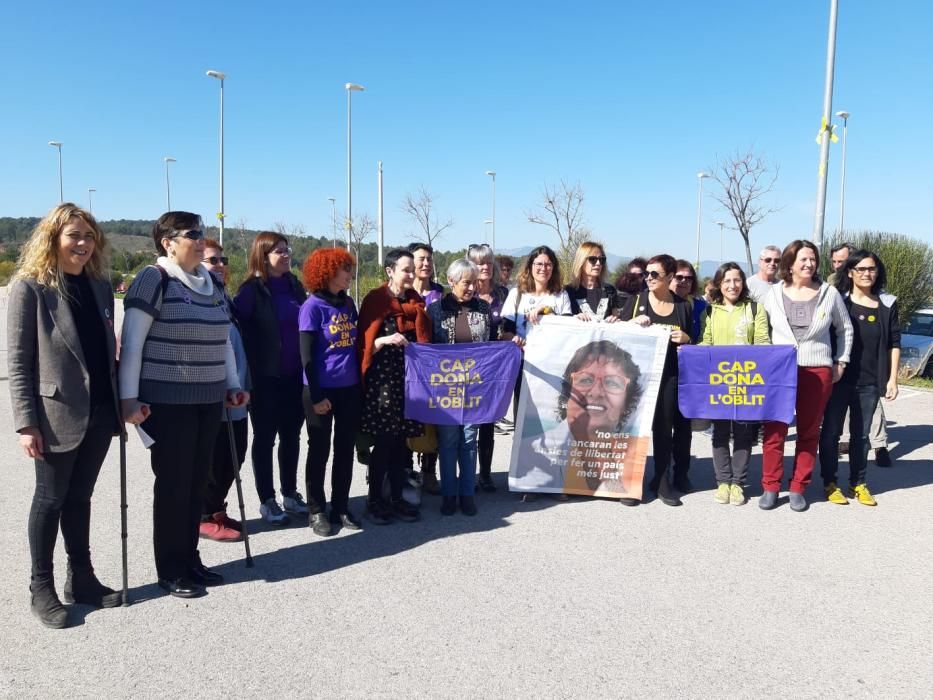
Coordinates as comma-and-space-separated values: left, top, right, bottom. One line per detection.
7, 202, 901, 629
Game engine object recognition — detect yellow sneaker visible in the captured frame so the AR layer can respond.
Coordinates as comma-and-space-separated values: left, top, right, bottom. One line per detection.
848, 484, 877, 506
714, 483, 731, 504
729, 483, 746, 506
825, 483, 849, 505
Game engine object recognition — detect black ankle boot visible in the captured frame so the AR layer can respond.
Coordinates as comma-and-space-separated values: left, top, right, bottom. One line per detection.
31, 579, 68, 629
64, 564, 122, 608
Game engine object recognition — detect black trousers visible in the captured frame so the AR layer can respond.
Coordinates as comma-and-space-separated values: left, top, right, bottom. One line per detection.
249, 373, 304, 503
303, 385, 360, 515
478, 423, 494, 477
820, 382, 880, 487
368, 435, 409, 503
203, 417, 248, 515
651, 373, 692, 482
144, 402, 222, 580
28, 402, 116, 581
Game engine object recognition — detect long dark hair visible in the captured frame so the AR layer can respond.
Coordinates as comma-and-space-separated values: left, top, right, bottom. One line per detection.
834, 249, 887, 297
709, 262, 750, 304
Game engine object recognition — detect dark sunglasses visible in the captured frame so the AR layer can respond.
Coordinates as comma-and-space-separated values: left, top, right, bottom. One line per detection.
646, 270, 665, 280
174, 229, 205, 241
587, 255, 607, 265
203, 256, 229, 265
761, 257, 778, 264
674, 274, 694, 283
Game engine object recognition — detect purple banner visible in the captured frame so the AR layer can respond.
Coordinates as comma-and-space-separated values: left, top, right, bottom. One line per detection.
678, 345, 798, 423
405, 342, 523, 426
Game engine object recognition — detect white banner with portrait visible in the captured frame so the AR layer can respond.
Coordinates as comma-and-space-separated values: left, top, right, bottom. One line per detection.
508, 316, 669, 499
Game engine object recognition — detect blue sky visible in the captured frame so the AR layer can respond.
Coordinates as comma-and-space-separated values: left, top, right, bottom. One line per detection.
2, 0, 931, 261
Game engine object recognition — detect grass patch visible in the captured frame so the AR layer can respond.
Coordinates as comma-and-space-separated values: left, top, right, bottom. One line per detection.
903, 375, 933, 390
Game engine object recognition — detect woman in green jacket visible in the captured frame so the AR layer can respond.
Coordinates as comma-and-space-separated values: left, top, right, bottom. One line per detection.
699, 262, 770, 505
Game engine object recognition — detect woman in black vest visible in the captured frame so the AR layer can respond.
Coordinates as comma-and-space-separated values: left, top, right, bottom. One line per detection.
620, 253, 693, 507
235, 232, 308, 525
819, 250, 900, 506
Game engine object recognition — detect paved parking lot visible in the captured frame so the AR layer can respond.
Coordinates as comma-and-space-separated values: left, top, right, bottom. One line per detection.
1, 294, 931, 697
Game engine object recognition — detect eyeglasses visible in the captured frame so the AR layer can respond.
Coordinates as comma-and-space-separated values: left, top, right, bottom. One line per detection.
174, 229, 205, 241
533, 262, 553, 269
674, 274, 694, 283
761, 257, 778, 264
646, 270, 665, 280
269, 247, 292, 257
203, 256, 229, 266
586, 255, 607, 265
853, 266, 877, 275
571, 372, 629, 395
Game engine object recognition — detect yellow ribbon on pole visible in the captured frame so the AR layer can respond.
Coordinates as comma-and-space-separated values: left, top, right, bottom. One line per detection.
815, 117, 839, 145
216, 212, 225, 220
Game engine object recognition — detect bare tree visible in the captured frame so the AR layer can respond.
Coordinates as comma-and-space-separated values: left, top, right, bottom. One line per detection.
402, 186, 453, 248
526, 180, 591, 280
349, 212, 375, 301
710, 150, 780, 272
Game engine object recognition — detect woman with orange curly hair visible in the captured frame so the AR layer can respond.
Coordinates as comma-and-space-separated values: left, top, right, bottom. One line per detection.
298, 247, 362, 535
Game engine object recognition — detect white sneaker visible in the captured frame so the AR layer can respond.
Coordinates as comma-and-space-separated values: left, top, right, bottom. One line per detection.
282, 492, 310, 516
260, 498, 290, 525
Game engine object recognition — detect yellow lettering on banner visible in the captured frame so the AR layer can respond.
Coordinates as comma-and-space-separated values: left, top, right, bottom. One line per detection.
709, 395, 765, 406
428, 395, 484, 409
439, 358, 477, 373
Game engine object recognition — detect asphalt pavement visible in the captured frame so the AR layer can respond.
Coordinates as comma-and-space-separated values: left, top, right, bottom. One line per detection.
0, 292, 931, 698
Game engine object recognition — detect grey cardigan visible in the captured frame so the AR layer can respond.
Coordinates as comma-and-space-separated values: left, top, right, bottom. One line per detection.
762, 282, 853, 368
7, 277, 120, 452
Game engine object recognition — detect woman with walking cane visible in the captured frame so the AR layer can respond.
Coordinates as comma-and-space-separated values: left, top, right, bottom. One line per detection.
120, 212, 247, 599
8, 203, 122, 628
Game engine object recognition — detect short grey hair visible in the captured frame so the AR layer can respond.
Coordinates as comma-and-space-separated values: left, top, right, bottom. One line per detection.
760, 245, 781, 258
446, 258, 478, 284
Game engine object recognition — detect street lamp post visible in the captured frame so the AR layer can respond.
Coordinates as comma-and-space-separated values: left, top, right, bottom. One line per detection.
485, 170, 496, 250
695, 172, 710, 272
483, 219, 493, 244
345, 83, 365, 247
328, 197, 337, 247
87, 187, 96, 214
48, 141, 63, 202
715, 221, 725, 265
812, 0, 840, 246
163, 157, 176, 210
206, 70, 226, 244
836, 110, 850, 235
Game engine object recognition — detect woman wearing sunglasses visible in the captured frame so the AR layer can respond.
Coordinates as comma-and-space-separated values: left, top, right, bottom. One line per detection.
565, 242, 622, 322
621, 254, 693, 506
198, 239, 250, 542
120, 212, 247, 598
670, 260, 707, 335
818, 250, 899, 507
235, 232, 309, 526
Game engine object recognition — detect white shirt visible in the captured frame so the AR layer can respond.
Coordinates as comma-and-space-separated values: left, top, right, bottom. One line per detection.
501, 287, 572, 339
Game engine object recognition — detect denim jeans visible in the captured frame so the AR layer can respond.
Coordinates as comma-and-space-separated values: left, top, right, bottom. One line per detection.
437, 424, 479, 497
819, 382, 880, 487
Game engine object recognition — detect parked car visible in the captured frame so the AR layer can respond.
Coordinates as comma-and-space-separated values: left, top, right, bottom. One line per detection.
900, 307, 933, 378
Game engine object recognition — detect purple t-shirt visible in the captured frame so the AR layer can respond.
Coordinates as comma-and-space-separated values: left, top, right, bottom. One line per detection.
418, 282, 444, 307
298, 294, 360, 388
